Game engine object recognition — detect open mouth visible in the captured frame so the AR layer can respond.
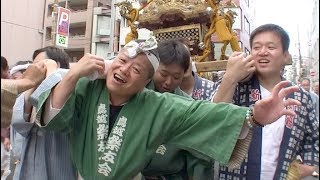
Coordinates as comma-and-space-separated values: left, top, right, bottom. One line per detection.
258, 59, 270, 64
114, 73, 127, 83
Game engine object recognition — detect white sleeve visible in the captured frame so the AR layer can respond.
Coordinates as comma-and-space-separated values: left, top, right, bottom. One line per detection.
42, 93, 62, 125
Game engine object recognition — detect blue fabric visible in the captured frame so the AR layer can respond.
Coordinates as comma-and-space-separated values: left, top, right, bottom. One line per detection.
246, 127, 262, 180
192, 72, 218, 101
11, 71, 78, 180
217, 75, 319, 180
29, 69, 68, 107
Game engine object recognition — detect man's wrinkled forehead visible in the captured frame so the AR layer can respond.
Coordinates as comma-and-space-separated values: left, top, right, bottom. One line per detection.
118, 48, 132, 59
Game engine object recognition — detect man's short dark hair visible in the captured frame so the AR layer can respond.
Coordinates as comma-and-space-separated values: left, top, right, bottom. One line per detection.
146, 49, 159, 79
175, 38, 190, 47
1, 56, 8, 70
250, 24, 290, 53
12, 60, 33, 74
33, 46, 70, 68
301, 77, 311, 84
157, 39, 191, 72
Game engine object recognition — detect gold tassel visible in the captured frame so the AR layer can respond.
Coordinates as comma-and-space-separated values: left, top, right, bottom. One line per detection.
286, 156, 303, 180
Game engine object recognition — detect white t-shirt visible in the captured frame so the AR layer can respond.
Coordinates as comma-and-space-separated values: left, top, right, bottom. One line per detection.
260, 85, 286, 180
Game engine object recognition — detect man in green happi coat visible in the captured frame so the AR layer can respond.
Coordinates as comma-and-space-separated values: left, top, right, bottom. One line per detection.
143, 39, 213, 180
34, 37, 301, 179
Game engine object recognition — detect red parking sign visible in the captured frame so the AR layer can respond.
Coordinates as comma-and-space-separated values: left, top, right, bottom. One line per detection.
56, 7, 70, 48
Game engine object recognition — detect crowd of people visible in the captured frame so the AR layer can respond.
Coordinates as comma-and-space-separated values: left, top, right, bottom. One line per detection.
1, 23, 319, 180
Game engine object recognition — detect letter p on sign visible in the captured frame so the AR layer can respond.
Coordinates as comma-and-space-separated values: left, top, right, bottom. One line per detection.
59, 12, 69, 26
56, 7, 70, 48
56, 7, 70, 36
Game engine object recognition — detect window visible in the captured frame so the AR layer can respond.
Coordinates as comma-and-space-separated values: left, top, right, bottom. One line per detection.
96, 43, 111, 59
97, 15, 111, 35
244, 16, 250, 34
69, 26, 86, 37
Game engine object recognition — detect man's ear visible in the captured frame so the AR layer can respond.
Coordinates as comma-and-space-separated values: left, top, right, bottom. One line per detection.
43, 59, 58, 76
284, 52, 291, 66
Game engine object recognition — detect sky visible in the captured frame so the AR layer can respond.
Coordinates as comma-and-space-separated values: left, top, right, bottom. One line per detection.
254, 0, 314, 58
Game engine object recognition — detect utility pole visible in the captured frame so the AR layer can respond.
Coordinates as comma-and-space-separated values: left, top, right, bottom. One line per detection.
65, 0, 68, 8
51, 0, 59, 46
297, 26, 303, 80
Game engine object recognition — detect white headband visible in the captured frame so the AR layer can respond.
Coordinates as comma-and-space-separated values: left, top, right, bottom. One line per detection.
10, 63, 30, 75
124, 36, 159, 70
143, 51, 159, 70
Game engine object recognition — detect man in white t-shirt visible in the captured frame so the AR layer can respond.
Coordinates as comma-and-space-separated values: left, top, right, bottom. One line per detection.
212, 24, 319, 179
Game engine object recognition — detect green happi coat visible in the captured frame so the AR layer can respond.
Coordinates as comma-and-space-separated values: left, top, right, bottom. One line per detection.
37, 78, 251, 179
144, 81, 213, 180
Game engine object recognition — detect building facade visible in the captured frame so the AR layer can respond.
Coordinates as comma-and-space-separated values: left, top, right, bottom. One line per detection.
43, 0, 113, 62
1, 0, 114, 65
2, 0, 255, 65
308, 0, 319, 82
1, 0, 46, 65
